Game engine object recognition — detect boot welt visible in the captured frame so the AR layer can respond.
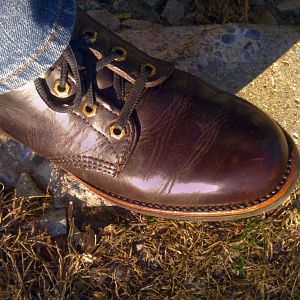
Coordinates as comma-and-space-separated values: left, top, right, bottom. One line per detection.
68, 131, 299, 221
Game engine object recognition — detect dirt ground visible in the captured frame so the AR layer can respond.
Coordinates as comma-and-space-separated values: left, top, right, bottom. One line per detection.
0, 184, 300, 299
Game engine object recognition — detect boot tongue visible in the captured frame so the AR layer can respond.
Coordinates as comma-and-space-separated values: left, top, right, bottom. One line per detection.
73, 48, 114, 90
96, 68, 114, 90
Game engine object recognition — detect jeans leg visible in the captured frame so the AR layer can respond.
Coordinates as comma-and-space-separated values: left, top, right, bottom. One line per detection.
0, 0, 76, 94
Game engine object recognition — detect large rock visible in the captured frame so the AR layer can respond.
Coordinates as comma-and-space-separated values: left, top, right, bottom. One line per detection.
37, 207, 67, 237
15, 172, 43, 197
0, 24, 299, 205
161, 0, 185, 25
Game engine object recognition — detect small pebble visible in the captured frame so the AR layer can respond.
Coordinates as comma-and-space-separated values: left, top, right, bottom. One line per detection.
136, 244, 143, 251
222, 34, 235, 44
245, 29, 261, 40
37, 208, 67, 237
224, 25, 236, 33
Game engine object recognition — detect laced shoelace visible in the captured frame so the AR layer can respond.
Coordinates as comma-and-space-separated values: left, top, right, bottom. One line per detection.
34, 39, 153, 136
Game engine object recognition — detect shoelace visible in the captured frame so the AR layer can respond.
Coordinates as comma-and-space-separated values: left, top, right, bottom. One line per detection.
34, 39, 153, 136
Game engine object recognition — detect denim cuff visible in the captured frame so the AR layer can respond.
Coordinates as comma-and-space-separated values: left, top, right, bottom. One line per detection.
0, 0, 76, 94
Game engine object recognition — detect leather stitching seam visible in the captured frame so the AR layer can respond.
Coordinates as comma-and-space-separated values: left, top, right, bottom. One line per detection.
50, 155, 116, 175
50, 155, 116, 168
73, 100, 134, 168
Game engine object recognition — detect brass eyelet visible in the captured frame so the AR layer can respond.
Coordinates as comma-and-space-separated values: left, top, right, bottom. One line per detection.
141, 63, 156, 77
82, 101, 98, 118
112, 47, 127, 62
109, 123, 126, 140
83, 30, 98, 43
53, 79, 71, 98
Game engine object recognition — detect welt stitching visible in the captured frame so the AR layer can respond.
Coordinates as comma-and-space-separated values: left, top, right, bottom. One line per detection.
103, 157, 294, 212
71, 111, 119, 163
0, 0, 64, 82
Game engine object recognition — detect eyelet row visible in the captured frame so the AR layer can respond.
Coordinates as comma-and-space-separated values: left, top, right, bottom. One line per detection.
52, 30, 157, 140
82, 29, 157, 77
82, 99, 125, 140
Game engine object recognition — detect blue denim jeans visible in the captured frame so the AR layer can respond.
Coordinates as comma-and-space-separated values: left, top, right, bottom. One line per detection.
0, 0, 76, 94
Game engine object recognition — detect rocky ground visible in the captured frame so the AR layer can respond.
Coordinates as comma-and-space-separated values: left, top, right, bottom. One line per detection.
0, 1, 300, 299
78, 0, 300, 28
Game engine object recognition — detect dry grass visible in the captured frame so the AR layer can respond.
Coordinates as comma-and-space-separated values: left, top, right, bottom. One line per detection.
0, 182, 300, 299
194, 0, 250, 24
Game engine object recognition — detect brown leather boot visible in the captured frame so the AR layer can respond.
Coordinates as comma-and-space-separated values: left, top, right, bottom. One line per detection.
0, 11, 299, 221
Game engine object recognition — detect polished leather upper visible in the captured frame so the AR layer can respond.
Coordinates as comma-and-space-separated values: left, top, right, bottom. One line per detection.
0, 11, 294, 211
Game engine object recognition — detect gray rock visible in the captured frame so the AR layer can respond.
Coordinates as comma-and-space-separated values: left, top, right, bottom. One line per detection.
49, 168, 112, 207
161, 0, 185, 25
276, 0, 300, 16
0, 139, 35, 187
15, 173, 43, 197
250, 6, 277, 25
0, 136, 113, 207
37, 208, 67, 237
122, 19, 155, 29
31, 155, 53, 188
260, 10, 277, 25
87, 9, 121, 31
